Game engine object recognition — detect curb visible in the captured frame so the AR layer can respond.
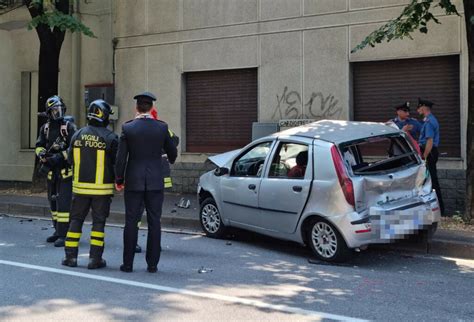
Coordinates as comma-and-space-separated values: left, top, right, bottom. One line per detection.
1, 201, 472, 260
2, 202, 202, 232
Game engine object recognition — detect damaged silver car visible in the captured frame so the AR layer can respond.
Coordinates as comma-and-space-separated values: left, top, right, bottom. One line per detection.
197, 120, 441, 262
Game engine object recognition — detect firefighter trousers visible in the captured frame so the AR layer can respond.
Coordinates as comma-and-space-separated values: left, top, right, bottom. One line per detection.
64, 195, 111, 260
47, 171, 72, 237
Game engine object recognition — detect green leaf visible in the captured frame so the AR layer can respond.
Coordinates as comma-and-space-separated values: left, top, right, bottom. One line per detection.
351, 0, 460, 53
27, 9, 96, 38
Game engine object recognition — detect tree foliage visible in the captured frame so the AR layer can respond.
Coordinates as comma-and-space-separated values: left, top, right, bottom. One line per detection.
352, 0, 459, 53
27, 0, 95, 37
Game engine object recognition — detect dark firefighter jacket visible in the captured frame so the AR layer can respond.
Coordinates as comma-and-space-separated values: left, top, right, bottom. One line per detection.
163, 130, 179, 188
67, 125, 119, 196
35, 119, 76, 179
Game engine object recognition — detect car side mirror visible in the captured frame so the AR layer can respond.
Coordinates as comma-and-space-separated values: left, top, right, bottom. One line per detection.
214, 167, 229, 176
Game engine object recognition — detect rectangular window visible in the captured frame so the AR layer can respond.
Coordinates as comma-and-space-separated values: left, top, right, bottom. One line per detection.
353, 55, 460, 157
20, 71, 38, 149
185, 68, 258, 153
340, 135, 419, 175
269, 143, 309, 179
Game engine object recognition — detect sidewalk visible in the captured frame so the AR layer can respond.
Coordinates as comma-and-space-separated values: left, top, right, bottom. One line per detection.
0, 192, 472, 260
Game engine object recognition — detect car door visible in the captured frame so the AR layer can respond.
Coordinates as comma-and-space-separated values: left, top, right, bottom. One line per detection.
258, 139, 313, 234
220, 140, 274, 228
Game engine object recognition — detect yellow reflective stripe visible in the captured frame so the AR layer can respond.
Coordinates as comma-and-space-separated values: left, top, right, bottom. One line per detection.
168, 129, 174, 137
95, 150, 105, 185
91, 231, 105, 238
65, 241, 79, 247
57, 218, 70, 223
164, 177, 172, 182
164, 182, 172, 188
73, 148, 81, 181
62, 151, 68, 161
48, 172, 53, 180
73, 187, 114, 195
90, 239, 104, 247
61, 168, 72, 179
51, 211, 58, 220
73, 182, 114, 189
56, 212, 69, 217
35, 147, 46, 156
67, 232, 81, 239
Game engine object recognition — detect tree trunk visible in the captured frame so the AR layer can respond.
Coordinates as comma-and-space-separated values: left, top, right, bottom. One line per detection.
31, 39, 62, 191
464, 0, 473, 223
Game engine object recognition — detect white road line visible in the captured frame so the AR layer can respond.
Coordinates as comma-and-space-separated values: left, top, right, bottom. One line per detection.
0, 259, 366, 322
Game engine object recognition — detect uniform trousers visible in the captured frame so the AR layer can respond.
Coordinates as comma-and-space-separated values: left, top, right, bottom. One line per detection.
47, 171, 72, 237
65, 195, 111, 259
422, 146, 445, 215
123, 190, 164, 268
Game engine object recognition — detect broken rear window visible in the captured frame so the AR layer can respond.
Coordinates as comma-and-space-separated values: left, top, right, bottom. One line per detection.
340, 135, 418, 174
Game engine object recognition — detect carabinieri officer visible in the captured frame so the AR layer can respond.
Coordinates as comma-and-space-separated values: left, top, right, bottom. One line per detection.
391, 101, 422, 139
417, 98, 444, 215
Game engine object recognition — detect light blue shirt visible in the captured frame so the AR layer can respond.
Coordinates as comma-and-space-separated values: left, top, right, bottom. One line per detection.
419, 114, 440, 147
392, 117, 422, 139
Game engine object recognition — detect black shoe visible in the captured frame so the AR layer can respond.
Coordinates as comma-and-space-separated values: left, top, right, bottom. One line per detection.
88, 258, 107, 270
120, 264, 133, 273
46, 234, 59, 243
61, 257, 77, 267
135, 244, 142, 253
54, 238, 65, 247
147, 266, 157, 273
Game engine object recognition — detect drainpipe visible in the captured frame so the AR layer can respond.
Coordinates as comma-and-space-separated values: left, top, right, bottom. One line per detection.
71, 0, 82, 127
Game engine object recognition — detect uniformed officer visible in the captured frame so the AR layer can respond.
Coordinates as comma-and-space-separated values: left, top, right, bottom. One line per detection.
390, 102, 422, 139
115, 91, 177, 273
417, 98, 445, 215
135, 105, 179, 254
35, 95, 76, 247
62, 99, 118, 269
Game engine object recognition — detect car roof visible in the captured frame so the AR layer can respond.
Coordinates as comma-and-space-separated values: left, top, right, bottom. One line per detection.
269, 120, 400, 144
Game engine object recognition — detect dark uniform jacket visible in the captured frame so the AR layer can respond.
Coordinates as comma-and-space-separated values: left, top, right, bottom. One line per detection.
115, 118, 177, 191
35, 119, 76, 179
67, 125, 119, 195
162, 130, 179, 188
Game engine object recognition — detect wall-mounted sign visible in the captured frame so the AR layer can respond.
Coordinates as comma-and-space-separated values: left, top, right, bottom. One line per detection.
278, 119, 315, 131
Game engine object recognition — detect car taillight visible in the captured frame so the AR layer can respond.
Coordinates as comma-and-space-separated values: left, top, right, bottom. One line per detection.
331, 145, 355, 208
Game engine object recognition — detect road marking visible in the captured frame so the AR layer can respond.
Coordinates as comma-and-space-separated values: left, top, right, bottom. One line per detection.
0, 259, 366, 322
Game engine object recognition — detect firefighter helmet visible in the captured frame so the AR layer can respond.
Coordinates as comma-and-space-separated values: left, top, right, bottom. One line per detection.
87, 99, 113, 125
45, 95, 66, 121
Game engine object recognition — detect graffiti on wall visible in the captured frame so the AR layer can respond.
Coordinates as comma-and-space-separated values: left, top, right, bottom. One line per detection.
271, 86, 343, 121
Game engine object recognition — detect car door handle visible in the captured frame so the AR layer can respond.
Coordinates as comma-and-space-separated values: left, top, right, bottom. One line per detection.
293, 186, 303, 192
248, 184, 256, 190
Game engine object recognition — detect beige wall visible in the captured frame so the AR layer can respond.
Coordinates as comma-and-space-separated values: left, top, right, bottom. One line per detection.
0, 0, 114, 181
113, 0, 466, 167
0, 0, 467, 181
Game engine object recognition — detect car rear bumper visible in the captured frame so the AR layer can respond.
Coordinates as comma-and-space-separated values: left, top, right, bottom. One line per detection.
340, 191, 441, 248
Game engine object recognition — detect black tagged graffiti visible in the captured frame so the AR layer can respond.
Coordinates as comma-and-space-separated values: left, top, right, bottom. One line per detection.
271, 86, 343, 120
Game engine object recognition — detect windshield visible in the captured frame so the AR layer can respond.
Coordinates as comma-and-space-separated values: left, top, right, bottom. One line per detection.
339, 135, 419, 175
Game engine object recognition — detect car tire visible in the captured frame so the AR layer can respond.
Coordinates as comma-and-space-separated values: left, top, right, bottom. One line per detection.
306, 218, 352, 263
200, 197, 227, 238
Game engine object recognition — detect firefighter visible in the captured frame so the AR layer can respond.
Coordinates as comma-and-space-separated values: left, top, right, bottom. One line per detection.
35, 95, 76, 247
62, 99, 118, 269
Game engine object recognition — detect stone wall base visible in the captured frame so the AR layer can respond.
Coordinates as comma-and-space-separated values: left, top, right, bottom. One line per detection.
170, 163, 467, 216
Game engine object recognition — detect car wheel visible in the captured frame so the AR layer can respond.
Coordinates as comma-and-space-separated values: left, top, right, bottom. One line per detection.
200, 197, 226, 238
307, 218, 352, 262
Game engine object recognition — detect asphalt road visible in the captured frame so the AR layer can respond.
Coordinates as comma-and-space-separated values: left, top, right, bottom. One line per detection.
0, 215, 473, 321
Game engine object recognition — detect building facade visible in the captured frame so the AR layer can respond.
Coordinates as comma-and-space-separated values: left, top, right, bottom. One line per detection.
0, 0, 468, 213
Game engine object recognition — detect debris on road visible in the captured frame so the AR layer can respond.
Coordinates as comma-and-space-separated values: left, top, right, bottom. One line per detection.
198, 266, 213, 274
177, 198, 191, 209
